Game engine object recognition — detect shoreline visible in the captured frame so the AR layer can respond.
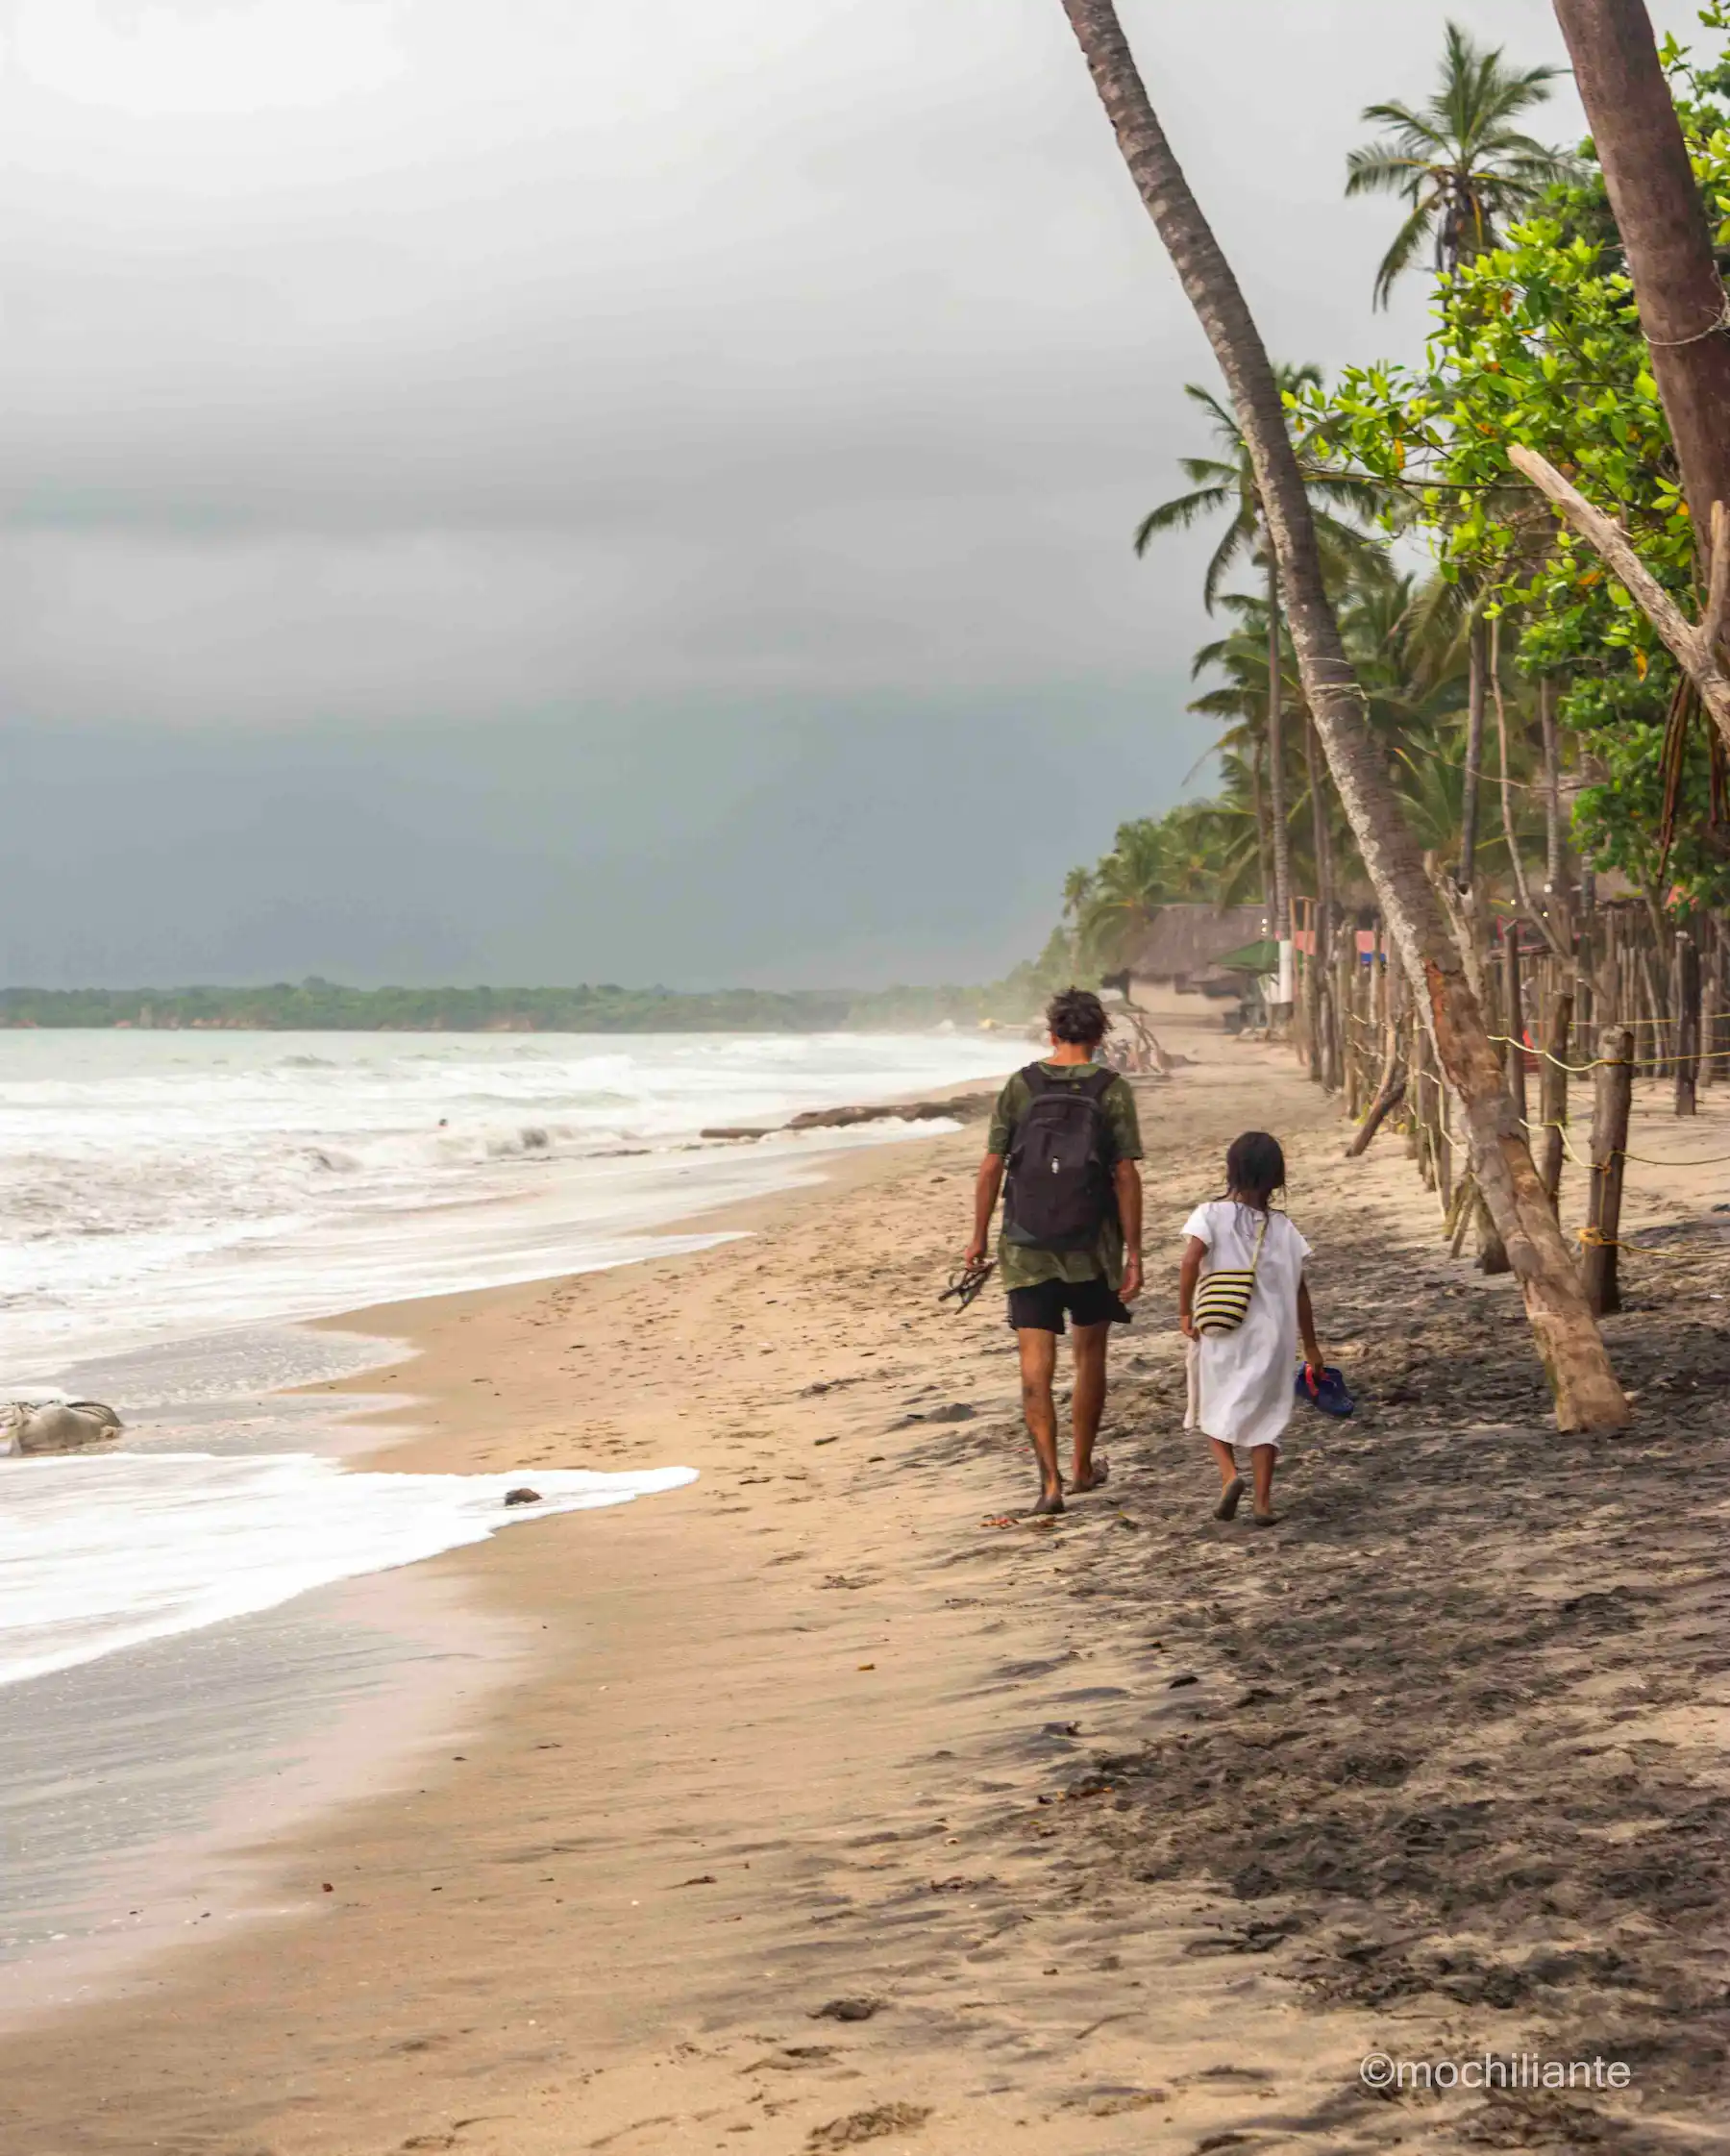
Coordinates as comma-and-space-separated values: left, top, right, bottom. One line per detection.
5, 1021, 1727, 2151
0, 1079, 1013, 2045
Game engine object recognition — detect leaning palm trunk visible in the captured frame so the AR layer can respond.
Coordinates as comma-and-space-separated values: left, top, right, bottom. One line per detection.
1552, 0, 1730, 539
1058, 0, 1628, 1430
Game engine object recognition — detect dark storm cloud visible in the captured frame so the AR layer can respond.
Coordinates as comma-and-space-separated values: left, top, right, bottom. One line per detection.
0, 0, 1703, 981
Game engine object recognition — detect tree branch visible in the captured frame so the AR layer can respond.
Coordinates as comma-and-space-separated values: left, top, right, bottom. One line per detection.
1506, 442, 1730, 748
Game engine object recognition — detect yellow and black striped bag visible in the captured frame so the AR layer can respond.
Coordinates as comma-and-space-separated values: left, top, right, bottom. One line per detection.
1192, 1212, 1269, 1336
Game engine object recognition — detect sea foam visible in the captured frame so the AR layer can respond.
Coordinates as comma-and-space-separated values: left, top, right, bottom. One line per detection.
0, 1453, 697, 1690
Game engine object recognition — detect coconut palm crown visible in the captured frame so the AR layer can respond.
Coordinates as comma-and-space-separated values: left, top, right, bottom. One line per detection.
1346, 20, 1570, 308
1133, 367, 1383, 608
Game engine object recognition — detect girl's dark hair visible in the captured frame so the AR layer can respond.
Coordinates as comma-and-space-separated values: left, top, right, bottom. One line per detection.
1223, 1130, 1285, 1207
1046, 987, 1109, 1048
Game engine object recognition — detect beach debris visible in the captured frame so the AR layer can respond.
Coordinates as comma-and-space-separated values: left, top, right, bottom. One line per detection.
787, 1094, 993, 1130
674, 1873, 717, 1888
809, 1996, 883, 2022
806, 2103, 930, 2149
813, 1433, 840, 1446
1, 1399, 123, 1456
504, 1487, 542, 1506
892, 1401, 976, 1429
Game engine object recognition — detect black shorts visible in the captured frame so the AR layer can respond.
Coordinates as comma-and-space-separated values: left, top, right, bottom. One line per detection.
1006, 1276, 1131, 1334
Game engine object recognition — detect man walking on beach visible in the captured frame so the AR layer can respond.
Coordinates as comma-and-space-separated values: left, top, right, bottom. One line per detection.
965, 988, 1144, 1515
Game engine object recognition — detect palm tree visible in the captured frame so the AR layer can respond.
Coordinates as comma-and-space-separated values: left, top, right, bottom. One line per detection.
1057, 0, 1627, 1430
1065, 818, 1177, 972
1347, 20, 1569, 308
1134, 371, 1384, 948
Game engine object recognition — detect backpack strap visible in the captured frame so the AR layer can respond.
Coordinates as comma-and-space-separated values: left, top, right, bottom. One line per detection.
1021, 1060, 1115, 1099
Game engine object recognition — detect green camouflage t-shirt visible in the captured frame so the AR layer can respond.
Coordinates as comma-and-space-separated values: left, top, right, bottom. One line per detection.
986, 1062, 1144, 1291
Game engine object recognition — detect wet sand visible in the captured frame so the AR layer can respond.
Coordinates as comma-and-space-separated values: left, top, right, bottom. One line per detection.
3, 1021, 1728, 2153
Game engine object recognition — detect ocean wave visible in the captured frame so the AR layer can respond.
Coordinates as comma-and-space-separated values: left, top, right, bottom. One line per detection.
0, 1453, 699, 1690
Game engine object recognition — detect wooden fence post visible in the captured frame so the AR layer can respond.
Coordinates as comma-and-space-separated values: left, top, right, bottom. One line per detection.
1584, 1026, 1634, 1319
1676, 930, 1701, 1117
1539, 990, 1573, 1214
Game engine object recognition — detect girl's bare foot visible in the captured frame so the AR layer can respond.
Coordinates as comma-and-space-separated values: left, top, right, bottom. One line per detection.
1250, 1508, 1282, 1527
1030, 1490, 1066, 1517
1213, 1475, 1245, 1521
1071, 1457, 1109, 1494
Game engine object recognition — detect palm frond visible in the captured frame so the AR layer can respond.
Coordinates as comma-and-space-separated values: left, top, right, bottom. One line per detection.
1372, 195, 1443, 310
1133, 485, 1237, 553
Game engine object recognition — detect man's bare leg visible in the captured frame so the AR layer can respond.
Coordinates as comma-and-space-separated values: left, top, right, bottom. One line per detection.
1016, 1327, 1064, 1513
1070, 1321, 1111, 1491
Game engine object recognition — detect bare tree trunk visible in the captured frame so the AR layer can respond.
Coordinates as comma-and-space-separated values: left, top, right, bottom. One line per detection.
1676, 929, 1701, 1114
1506, 927, 1530, 1130
1539, 990, 1573, 1212
1540, 676, 1567, 903
1266, 554, 1294, 1005
1303, 711, 1334, 1087
1551, 0, 1730, 540
1349, 946, 1406, 1155
1494, 623, 1571, 961
1059, 0, 1628, 1429
1461, 614, 1487, 891
1251, 733, 1272, 921
1585, 1028, 1636, 1317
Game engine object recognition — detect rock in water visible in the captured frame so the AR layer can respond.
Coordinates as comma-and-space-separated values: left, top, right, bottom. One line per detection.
1, 1400, 124, 1456
504, 1486, 542, 1506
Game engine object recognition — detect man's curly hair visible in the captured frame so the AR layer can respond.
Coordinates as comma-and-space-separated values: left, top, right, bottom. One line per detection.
1046, 986, 1109, 1048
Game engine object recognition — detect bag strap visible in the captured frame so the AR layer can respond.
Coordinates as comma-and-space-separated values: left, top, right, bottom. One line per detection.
1023, 1061, 1114, 1100
1246, 1210, 1270, 1278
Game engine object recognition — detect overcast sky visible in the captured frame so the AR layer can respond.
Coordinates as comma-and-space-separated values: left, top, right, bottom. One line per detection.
0, 0, 1705, 987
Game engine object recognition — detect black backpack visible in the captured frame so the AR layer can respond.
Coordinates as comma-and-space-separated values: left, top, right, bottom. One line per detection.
1002, 1063, 1118, 1251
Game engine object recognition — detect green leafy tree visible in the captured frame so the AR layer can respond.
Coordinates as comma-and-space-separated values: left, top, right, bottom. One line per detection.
1306, 45, 1730, 913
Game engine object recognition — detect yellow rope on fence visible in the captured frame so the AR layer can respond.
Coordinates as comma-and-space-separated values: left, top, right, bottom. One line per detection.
1520, 1116, 1597, 1173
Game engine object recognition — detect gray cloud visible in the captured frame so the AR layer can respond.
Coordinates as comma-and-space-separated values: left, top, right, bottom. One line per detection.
0, 0, 1702, 981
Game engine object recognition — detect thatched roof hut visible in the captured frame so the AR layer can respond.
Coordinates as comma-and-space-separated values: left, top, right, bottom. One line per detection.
1102, 905, 1272, 999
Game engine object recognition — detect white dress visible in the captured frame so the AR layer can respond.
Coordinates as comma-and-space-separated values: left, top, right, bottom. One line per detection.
1181, 1201, 1311, 1454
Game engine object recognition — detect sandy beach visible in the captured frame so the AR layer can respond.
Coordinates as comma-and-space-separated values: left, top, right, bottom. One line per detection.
4, 1020, 1729, 2154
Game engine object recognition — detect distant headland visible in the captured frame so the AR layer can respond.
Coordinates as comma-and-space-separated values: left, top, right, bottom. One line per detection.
0, 978, 1047, 1033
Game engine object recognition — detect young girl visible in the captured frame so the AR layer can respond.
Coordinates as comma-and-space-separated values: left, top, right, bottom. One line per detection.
1178, 1131, 1322, 1526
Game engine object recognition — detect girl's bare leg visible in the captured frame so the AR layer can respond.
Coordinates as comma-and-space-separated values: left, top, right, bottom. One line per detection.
1250, 1444, 1278, 1520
